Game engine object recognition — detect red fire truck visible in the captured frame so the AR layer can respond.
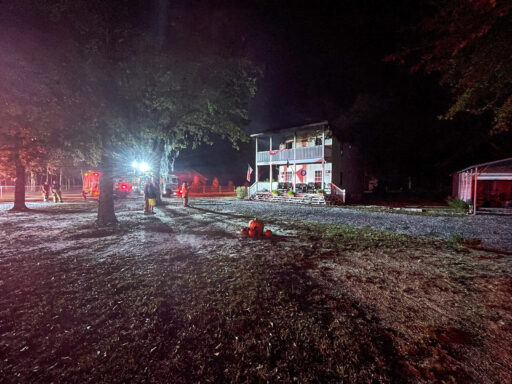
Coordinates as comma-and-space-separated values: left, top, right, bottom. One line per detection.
82, 171, 100, 198
82, 170, 134, 199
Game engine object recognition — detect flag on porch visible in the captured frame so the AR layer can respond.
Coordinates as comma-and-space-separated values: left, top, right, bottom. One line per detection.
296, 165, 306, 183
247, 164, 253, 182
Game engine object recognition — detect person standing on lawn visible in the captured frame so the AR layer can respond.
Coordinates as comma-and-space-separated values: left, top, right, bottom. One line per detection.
51, 180, 63, 203
41, 181, 51, 202
181, 181, 189, 207
144, 179, 157, 214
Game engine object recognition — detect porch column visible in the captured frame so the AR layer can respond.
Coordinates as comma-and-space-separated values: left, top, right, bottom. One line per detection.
269, 136, 273, 192
463, 171, 468, 200
321, 129, 325, 189
293, 133, 297, 192
457, 173, 462, 200
468, 170, 473, 201
255, 138, 258, 192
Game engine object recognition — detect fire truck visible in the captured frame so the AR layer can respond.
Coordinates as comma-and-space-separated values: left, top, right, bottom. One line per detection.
82, 171, 100, 198
162, 174, 180, 196
82, 170, 134, 199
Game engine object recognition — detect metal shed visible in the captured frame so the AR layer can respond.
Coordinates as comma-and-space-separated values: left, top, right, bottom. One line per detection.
453, 157, 512, 213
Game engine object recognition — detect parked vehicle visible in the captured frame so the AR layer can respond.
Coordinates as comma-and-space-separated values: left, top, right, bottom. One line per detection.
162, 174, 179, 196
82, 170, 100, 198
114, 180, 133, 198
82, 170, 134, 198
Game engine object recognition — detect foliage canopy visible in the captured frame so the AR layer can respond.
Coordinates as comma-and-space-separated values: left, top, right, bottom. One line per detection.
387, 0, 512, 134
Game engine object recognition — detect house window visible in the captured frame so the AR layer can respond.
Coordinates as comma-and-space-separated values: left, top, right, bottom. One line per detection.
286, 171, 292, 181
315, 170, 322, 183
315, 137, 322, 146
286, 141, 293, 149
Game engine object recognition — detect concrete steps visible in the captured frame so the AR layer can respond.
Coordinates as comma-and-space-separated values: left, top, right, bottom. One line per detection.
250, 193, 344, 206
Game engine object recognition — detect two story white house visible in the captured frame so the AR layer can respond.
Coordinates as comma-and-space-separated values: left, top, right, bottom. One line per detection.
249, 121, 363, 202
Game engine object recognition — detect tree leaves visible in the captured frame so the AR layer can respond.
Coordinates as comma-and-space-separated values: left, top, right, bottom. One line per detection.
388, 0, 512, 133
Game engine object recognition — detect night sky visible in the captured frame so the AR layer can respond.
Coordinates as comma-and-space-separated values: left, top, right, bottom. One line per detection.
165, 1, 509, 188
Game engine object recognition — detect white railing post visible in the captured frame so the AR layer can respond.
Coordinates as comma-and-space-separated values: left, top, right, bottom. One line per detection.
321, 130, 325, 189
255, 138, 259, 193
269, 136, 273, 192
293, 133, 297, 192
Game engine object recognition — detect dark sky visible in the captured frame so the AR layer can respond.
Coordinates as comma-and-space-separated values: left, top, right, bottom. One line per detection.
177, 0, 507, 187
179, 0, 434, 183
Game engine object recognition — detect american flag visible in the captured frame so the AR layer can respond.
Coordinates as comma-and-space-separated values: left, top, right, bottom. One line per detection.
247, 164, 253, 182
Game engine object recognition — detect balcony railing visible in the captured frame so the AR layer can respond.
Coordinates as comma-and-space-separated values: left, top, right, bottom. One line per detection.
256, 145, 331, 164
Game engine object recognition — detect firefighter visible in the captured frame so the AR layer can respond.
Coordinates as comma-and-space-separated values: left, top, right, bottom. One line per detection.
181, 181, 189, 207
51, 180, 63, 203
41, 181, 50, 202
144, 179, 156, 214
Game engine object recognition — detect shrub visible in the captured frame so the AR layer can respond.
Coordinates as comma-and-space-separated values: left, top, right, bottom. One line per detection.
447, 197, 470, 212
316, 189, 325, 194
287, 190, 295, 196
449, 233, 464, 245
271, 189, 280, 195
235, 186, 247, 199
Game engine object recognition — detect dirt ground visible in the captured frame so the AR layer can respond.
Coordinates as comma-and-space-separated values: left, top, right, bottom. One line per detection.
0, 198, 511, 383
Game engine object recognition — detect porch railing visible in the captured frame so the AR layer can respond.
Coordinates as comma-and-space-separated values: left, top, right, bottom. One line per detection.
257, 145, 331, 163
329, 182, 346, 203
249, 182, 271, 196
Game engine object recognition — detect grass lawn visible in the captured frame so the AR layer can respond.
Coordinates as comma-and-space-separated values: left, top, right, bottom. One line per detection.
0, 200, 511, 383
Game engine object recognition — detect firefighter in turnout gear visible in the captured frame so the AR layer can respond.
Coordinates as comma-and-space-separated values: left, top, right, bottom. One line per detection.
181, 182, 189, 207
41, 181, 50, 202
144, 179, 157, 214
51, 180, 63, 203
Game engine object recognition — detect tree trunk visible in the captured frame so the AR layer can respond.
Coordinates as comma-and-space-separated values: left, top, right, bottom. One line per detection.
153, 139, 164, 206
11, 157, 27, 211
97, 150, 117, 226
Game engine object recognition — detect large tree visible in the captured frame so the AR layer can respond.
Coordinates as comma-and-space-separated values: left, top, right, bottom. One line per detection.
387, 0, 512, 134
122, 45, 259, 204
2, 0, 261, 223
0, 12, 87, 211
118, 3, 261, 205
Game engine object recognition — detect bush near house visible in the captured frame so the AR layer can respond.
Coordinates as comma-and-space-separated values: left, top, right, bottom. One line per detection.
235, 186, 247, 199
447, 197, 470, 212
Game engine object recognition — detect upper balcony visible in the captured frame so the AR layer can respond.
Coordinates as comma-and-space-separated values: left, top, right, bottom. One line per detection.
256, 145, 332, 165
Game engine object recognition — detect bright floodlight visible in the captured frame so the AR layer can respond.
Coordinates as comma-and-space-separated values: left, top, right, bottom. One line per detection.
139, 162, 150, 172
131, 161, 139, 168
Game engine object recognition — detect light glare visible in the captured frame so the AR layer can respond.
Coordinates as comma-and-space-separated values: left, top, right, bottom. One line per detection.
139, 162, 150, 172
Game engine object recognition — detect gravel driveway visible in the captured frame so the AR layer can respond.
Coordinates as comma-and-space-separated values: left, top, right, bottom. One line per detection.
193, 199, 512, 252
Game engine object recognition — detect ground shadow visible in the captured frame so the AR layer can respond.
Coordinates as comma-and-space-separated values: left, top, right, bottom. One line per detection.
10, 208, 93, 215
188, 205, 255, 220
